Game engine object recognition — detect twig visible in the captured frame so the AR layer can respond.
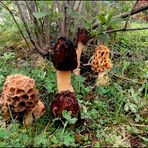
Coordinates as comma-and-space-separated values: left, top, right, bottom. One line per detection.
101, 27, 148, 35
130, 123, 147, 127
92, 4, 148, 30
15, 1, 48, 56
124, 0, 139, 29
114, 4, 148, 19
111, 73, 143, 85
8, 105, 14, 123
64, 1, 68, 37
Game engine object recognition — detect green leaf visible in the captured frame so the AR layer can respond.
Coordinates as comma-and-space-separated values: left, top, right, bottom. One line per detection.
34, 132, 48, 146
62, 110, 77, 124
98, 33, 110, 43
68, 9, 81, 18
98, 14, 106, 24
70, 118, 77, 124
51, 136, 58, 144
0, 142, 6, 147
64, 133, 74, 146
84, 134, 89, 141
109, 17, 124, 28
62, 110, 71, 121
0, 128, 9, 139
106, 11, 115, 24
129, 104, 138, 113
124, 103, 129, 112
33, 12, 50, 19
95, 142, 100, 147
85, 1, 92, 13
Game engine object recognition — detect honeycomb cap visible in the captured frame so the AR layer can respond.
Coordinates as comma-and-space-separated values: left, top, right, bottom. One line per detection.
0, 74, 39, 119
91, 45, 112, 73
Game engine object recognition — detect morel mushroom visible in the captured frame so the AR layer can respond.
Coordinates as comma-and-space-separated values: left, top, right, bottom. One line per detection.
51, 37, 77, 92
0, 74, 45, 125
91, 45, 113, 86
73, 28, 89, 75
51, 90, 80, 117
51, 37, 80, 117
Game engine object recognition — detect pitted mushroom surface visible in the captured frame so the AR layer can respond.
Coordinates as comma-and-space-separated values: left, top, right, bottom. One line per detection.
91, 45, 112, 74
91, 45, 113, 86
0, 74, 45, 125
50, 90, 80, 117
52, 37, 77, 71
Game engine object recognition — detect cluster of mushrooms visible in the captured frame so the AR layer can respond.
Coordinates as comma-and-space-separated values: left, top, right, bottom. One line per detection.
0, 29, 113, 126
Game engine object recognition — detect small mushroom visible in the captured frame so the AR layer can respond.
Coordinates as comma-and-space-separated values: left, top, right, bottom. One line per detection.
91, 45, 113, 86
23, 100, 45, 126
73, 28, 89, 75
32, 100, 46, 120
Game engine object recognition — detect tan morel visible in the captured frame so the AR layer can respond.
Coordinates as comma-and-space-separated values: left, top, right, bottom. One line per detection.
91, 45, 113, 86
0, 74, 45, 126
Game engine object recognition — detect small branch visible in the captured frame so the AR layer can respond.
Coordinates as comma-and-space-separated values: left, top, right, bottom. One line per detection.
111, 73, 143, 85
15, 1, 48, 55
124, 0, 139, 29
64, 1, 68, 37
130, 123, 147, 127
92, 4, 148, 30
0, 2, 31, 50
44, 4, 50, 50
103, 27, 148, 34
114, 3, 148, 19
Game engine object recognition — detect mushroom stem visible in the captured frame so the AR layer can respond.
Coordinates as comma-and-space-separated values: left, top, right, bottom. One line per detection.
96, 72, 110, 86
74, 42, 85, 75
56, 70, 74, 93
23, 111, 33, 126
98, 72, 106, 79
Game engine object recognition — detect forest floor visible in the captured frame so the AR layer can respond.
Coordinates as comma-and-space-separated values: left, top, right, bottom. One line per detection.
0, 22, 147, 147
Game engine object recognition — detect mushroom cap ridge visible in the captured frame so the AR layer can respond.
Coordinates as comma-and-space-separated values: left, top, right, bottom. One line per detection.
50, 90, 80, 117
91, 45, 112, 73
52, 37, 78, 71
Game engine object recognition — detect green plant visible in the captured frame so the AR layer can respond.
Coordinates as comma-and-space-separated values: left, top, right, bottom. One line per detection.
72, 75, 91, 99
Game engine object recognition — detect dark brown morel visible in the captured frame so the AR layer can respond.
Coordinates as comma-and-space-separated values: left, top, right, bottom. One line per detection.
50, 90, 80, 117
51, 37, 77, 71
76, 28, 89, 45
